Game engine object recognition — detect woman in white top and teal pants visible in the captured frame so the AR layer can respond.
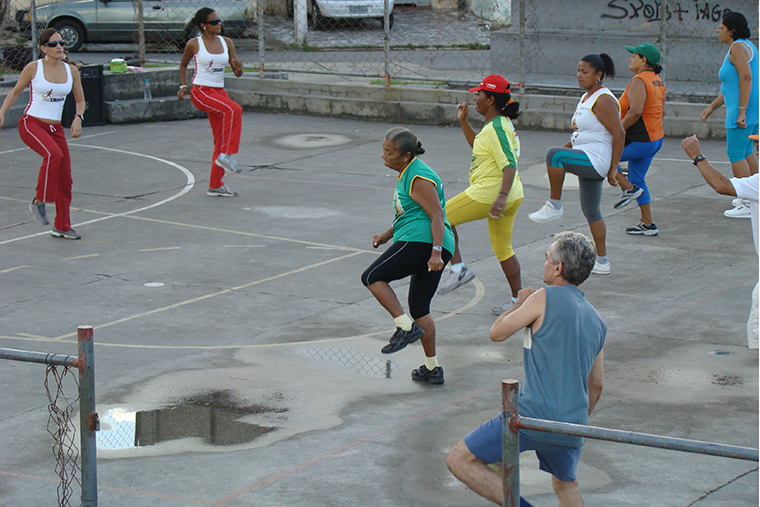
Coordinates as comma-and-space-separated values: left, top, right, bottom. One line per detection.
529, 54, 625, 275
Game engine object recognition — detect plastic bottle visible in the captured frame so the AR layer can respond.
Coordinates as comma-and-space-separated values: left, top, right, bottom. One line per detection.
143, 77, 152, 101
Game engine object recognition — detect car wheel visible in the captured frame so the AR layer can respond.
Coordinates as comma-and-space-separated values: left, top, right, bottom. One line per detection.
375, 11, 393, 29
51, 19, 84, 52
309, 1, 326, 30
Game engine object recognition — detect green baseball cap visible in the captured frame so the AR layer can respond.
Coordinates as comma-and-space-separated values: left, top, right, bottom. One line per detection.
624, 43, 661, 66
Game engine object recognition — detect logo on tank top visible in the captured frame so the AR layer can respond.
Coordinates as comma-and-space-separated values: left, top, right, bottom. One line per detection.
393, 189, 404, 216
42, 89, 66, 102
205, 60, 225, 73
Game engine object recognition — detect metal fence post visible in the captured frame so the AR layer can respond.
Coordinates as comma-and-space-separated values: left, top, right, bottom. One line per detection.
30, 0, 38, 60
258, 0, 266, 78
136, 0, 145, 67
383, 0, 390, 87
517, 0, 525, 94
658, 0, 667, 81
501, 379, 520, 507
78, 325, 98, 507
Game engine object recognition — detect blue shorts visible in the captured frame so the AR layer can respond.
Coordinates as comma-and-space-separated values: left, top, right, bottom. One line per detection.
463, 413, 583, 482
726, 124, 759, 163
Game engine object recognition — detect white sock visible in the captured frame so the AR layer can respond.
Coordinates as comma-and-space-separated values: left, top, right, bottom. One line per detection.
596, 255, 608, 265
450, 262, 465, 274
393, 314, 413, 331
549, 199, 562, 210
425, 355, 439, 370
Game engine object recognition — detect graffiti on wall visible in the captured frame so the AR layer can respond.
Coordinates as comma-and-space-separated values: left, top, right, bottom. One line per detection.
601, 1, 731, 22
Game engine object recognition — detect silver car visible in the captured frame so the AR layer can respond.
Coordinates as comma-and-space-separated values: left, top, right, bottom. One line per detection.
17, 0, 254, 52
287, 0, 394, 30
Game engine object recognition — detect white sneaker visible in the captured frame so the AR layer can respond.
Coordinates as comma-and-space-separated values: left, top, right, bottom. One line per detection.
724, 200, 751, 218
492, 299, 516, 315
529, 201, 563, 223
591, 261, 610, 275
216, 154, 242, 175
732, 197, 743, 207
438, 267, 475, 294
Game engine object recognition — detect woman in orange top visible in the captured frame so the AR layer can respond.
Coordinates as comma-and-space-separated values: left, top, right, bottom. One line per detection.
613, 43, 666, 236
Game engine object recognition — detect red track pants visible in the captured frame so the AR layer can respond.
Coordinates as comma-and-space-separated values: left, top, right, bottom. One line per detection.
18, 115, 72, 231
190, 86, 243, 189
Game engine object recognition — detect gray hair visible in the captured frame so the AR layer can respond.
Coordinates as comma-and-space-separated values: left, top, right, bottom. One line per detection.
384, 126, 425, 158
551, 231, 596, 285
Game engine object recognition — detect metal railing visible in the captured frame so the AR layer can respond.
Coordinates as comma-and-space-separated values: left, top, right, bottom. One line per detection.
0, 326, 98, 507
500, 379, 759, 507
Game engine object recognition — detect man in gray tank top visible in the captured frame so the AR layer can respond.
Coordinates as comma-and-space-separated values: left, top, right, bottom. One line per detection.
447, 231, 606, 507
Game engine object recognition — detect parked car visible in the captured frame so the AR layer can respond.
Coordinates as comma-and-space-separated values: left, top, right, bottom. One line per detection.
286, 0, 394, 30
16, 0, 254, 52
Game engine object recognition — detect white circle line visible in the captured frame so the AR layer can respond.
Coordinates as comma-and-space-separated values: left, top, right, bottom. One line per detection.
0, 144, 195, 246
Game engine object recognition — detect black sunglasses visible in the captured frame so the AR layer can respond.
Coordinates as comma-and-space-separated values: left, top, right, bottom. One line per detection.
43, 40, 66, 47
204, 18, 222, 25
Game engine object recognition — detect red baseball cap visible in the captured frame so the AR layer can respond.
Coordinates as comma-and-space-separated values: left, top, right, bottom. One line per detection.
469, 74, 511, 94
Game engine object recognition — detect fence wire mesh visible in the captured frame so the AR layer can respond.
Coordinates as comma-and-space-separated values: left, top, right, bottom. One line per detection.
44, 364, 81, 507
3, 0, 758, 92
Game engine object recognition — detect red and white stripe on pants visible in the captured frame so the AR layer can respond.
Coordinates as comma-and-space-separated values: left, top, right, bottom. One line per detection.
190, 85, 243, 189
18, 114, 72, 231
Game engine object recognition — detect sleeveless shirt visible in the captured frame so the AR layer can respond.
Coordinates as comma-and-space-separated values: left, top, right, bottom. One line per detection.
619, 70, 666, 143
25, 59, 72, 121
571, 87, 620, 177
192, 36, 229, 88
719, 39, 759, 129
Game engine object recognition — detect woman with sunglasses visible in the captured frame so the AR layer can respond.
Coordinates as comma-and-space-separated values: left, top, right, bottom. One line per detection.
0, 28, 85, 239
179, 8, 245, 198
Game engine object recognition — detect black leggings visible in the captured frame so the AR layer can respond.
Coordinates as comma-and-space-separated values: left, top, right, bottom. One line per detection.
361, 241, 452, 319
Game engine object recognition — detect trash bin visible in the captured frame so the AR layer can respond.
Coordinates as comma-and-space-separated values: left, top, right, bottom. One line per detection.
62, 64, 105, 128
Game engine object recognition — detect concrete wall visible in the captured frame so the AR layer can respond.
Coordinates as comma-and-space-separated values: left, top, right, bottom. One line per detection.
491, 0, 758, 83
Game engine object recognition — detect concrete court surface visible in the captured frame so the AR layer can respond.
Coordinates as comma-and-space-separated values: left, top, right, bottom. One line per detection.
0, 112, 757, 507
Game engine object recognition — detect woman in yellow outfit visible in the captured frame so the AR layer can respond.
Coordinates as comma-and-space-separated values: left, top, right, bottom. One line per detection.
438, 74, 524, 315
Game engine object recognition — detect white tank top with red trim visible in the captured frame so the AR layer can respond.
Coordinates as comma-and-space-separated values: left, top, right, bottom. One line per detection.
192, 36, 228, 88
25, 59, 72, 121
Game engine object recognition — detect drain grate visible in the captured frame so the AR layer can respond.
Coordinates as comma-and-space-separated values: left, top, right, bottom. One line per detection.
305, 348, 396, 378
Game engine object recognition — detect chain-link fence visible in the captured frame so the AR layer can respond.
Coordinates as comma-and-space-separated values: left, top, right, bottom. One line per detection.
4, 0, 758, 91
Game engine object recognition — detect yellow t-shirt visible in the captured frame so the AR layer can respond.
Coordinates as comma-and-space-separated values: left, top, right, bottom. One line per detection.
465, 115, 523, 204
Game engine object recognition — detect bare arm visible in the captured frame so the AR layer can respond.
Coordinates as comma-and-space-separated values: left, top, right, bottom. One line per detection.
456, 102, 477, 148
490, 287, 544, 342
489, 165, 517, 219
593, 94, 625, 186
0, 61, 36, 129
410, 177, 446, 272
681, 135, 737, 196
621, 77, 646, 131
372, 226, 394, 248
587, 349, 604, 415
69, 64, 85, 138
701, 94, 724, 121
729, 42, 753, 128
177, 39, 198, 100
225, 36, 244, 77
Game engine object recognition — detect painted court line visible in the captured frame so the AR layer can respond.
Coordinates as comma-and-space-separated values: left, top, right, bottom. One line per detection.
63, 253, 100, 261
139, 246, 181, 252
0, 265, 29, 273
0, 144, 195, 246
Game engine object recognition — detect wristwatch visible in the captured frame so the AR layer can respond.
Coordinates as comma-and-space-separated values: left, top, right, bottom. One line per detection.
692, 154, 706, 165
74, 114, 84, 121
432, 245, 443, 252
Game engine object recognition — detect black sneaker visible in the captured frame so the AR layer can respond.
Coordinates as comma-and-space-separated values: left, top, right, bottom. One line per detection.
626, 222, 658, 236
411, 364, 444, 384
381, 322, 424, 354
614, 185, 644, 209
29, 200, 49, 225
51, 228, 81, 240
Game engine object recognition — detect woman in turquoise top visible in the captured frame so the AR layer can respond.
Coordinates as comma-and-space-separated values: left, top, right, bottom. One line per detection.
701, 11, 759, 218
361, 127, 454, 385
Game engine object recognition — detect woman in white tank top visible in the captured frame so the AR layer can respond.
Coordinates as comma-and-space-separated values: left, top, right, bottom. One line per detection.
0, 28, 85, 239
528, 54, 625, 275
178, 8, 246, 198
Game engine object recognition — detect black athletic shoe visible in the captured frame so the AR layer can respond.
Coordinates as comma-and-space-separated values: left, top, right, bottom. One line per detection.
613, 185, 644, 209
411, 364, 444, 384
381, 322, 424, 354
